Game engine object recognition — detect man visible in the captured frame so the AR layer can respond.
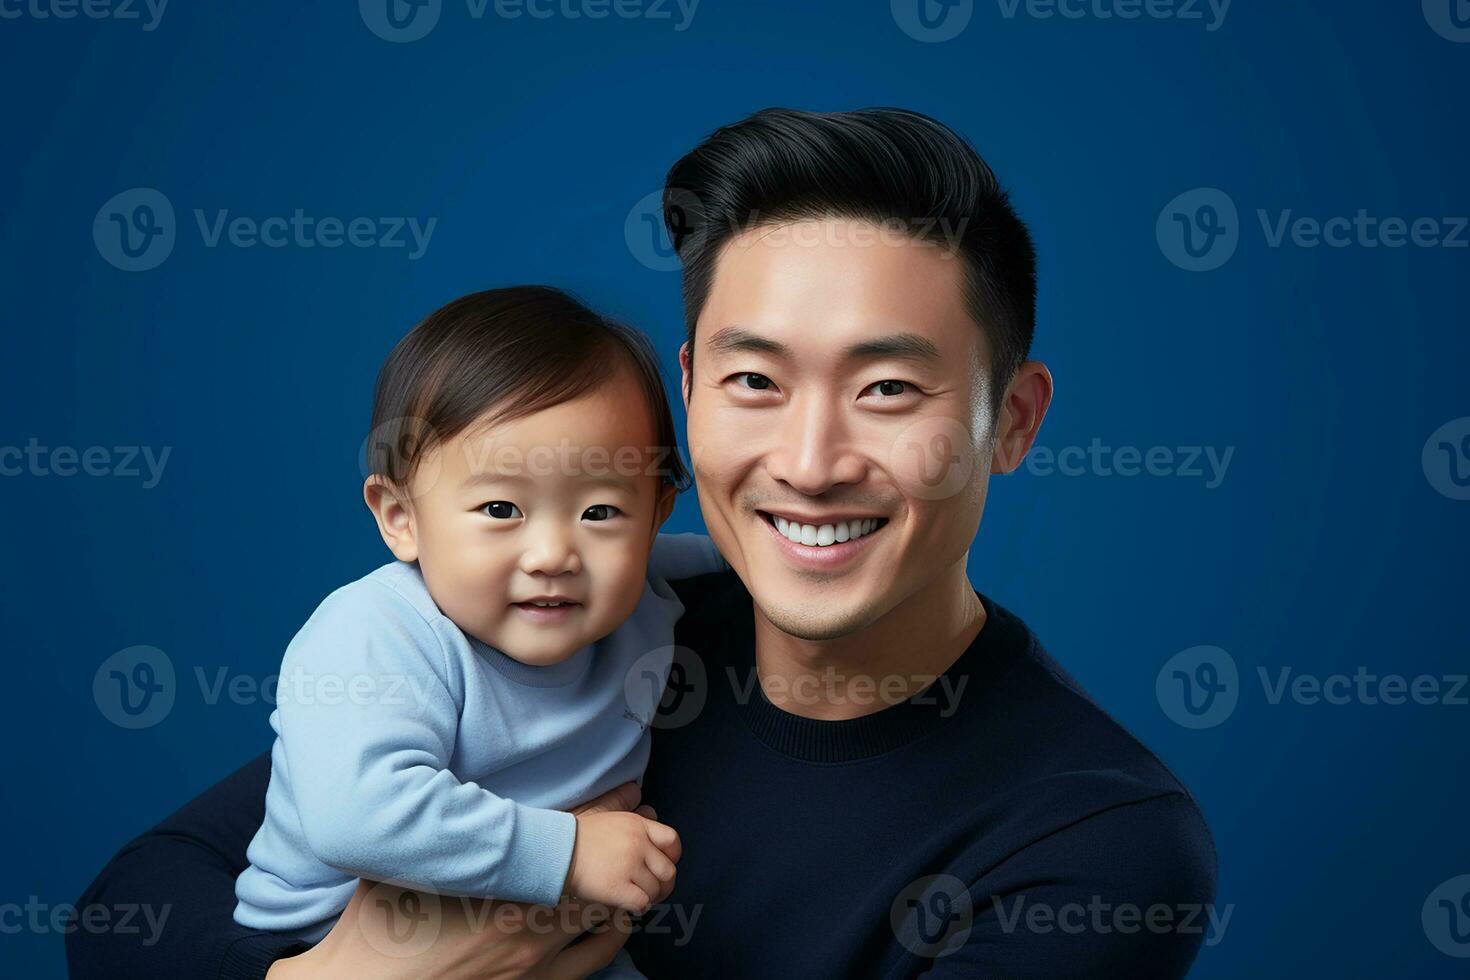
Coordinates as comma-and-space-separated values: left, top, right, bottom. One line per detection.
68, 107, 1216, 979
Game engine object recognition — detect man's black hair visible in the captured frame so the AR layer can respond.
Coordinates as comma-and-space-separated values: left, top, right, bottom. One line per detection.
663, 106, 1036, 413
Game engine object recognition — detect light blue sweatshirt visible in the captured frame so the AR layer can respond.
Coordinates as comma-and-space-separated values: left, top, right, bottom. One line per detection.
233, 532, 726, 949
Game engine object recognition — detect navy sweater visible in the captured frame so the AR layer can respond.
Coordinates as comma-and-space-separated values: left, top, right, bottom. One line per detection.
69, 571, 1217, 979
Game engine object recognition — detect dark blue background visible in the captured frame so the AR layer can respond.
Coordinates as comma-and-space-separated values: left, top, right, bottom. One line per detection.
3, 0, 1467, 975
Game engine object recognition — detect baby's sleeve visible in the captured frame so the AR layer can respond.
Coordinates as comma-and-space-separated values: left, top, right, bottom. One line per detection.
647, 532, 729, 582
273, 580, 576, 906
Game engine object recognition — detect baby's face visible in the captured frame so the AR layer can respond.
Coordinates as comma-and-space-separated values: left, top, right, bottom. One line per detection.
399, 370, 676, 665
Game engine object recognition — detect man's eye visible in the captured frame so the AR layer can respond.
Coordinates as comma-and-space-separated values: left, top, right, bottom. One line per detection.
483, 501, 522, 519
583, 505, 621, 522
863, 379, 913, 398
734, 372, 775, 391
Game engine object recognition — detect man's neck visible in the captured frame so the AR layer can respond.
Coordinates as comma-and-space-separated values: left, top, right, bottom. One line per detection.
750, 559, 986, 721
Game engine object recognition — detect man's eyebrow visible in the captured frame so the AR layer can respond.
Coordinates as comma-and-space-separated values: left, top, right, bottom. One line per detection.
705, 325, 792, 358
841, 332, 943, 363
705, 325, 942, 364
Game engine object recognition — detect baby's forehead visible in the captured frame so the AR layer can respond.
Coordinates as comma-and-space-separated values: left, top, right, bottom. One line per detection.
446, 414, 662, 488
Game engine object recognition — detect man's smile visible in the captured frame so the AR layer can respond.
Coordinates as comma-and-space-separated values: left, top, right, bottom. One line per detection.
756, 508, 891, 568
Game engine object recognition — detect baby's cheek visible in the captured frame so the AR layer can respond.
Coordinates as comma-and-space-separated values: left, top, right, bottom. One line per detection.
600, 549, 649, 617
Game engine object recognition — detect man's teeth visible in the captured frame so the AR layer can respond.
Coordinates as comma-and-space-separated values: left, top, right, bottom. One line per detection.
772, 515, 883, 547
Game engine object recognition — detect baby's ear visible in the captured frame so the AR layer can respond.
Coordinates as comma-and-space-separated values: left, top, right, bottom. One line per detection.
653, 480, 677, 529
363, 476, 419, 562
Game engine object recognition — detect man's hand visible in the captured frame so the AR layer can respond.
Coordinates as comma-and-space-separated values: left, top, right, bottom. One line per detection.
265, 782, 674, 980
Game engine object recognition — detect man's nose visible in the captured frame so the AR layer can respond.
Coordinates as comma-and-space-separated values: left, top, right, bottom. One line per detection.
518, 522, 581, 577
763, 394, 867, 496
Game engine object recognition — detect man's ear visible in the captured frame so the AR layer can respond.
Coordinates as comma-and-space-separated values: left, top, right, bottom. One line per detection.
363, 475, 419, 562
990, 361, 1054, 474
678, 341, 693, 411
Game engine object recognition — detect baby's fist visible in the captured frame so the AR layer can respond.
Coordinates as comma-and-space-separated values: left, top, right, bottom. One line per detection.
565, 811, 679, 914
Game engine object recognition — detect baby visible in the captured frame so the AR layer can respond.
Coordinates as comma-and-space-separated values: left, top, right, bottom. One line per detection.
233, 286, 725, 976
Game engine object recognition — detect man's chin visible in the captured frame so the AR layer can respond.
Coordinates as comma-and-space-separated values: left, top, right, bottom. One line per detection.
749, 588, 880, 642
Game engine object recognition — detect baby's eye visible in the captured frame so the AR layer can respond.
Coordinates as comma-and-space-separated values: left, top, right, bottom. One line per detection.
582, 504, 621, 522
482, 501, 522, 519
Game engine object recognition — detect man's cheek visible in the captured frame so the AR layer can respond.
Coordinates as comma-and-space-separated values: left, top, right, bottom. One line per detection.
886, 417, 979, 502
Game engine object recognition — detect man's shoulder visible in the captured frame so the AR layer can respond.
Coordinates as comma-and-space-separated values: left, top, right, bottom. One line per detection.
983, 598, 1196, 795
957, 597, 1215, 872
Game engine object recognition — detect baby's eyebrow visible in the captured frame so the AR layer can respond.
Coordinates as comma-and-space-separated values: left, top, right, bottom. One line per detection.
458, 470, 640, 492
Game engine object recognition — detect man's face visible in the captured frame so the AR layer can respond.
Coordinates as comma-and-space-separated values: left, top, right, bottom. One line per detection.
682, 217, 996, 641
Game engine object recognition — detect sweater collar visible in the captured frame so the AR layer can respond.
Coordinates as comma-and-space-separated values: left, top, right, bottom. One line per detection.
705, 578, 1030, 764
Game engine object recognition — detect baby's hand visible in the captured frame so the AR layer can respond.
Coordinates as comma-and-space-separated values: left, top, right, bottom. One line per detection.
564, 810, 680, 914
